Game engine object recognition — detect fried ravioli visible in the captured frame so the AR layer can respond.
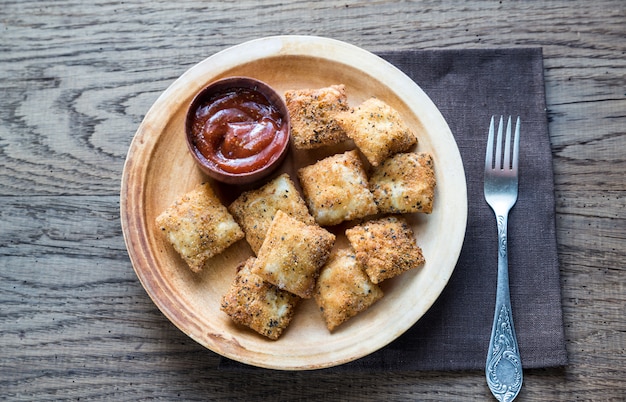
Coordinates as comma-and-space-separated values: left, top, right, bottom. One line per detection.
314, 248, 383, 331
336, 98, 416, 166
345, 215, 425, 284
228, 173, 315, 254
221, 257, 300, 340
251, 210, 335, 299
155, 182, 244, 273
284, 84, 349, 149
369, 152, 436, 214
298, 149, 378, 226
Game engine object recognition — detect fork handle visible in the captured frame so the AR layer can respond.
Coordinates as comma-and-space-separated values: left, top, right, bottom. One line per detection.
486, 213, 523, 402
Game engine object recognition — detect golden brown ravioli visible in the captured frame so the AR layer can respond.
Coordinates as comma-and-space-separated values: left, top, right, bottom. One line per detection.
221, 257, 300, 340
336, 98, 416, 166
345, 215, 425, 284
155, 182, 244, 273
228, 173, 315, 254
251, 211, 335, 298
369, 152, 436, 214
284, 84, 349, 149
298, 149, 378, 226
314, 248, 383, 331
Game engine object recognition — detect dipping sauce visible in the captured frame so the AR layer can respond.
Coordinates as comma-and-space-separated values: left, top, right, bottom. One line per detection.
189, 86, 289, 175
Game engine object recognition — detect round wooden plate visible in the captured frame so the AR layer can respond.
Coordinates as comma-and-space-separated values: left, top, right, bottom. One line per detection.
120, 36, 467, 370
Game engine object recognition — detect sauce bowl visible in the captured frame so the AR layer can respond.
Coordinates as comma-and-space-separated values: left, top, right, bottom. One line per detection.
185, 77, 290, 185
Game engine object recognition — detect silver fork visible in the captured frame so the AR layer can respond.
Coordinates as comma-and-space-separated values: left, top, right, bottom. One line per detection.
484, 116, 523, 401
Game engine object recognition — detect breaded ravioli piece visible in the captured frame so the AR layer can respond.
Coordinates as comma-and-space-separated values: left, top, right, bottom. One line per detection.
155, 182, 244, 273
251, 211, 335, 299
369, 152, 436, 214
314, 249, 383, 331
284, 84, 349, 149
298, 149, 378, 226
228, 173, 315, 254
336, 98, 416, 166
221, 257, 299, 340
345, 215, 425, 284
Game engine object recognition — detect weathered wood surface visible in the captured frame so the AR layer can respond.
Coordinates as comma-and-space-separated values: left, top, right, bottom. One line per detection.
1, 1, 624, 400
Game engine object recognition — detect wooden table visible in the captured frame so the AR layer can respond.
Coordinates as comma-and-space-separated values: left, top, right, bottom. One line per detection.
2, 1, 624, 400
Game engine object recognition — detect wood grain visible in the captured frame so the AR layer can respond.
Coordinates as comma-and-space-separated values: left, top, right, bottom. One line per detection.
1, 0, 624, 400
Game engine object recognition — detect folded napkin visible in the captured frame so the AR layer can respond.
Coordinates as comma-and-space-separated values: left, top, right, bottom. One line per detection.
220, 48, 568, 371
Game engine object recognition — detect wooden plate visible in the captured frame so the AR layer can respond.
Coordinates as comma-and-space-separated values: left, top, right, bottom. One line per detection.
120, 36, 467, 370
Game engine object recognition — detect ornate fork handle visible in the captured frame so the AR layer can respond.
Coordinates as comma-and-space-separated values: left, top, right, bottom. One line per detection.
486, 211, 523, 401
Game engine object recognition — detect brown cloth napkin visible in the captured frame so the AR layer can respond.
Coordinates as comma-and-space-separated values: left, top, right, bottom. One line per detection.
219, 48, 568, 371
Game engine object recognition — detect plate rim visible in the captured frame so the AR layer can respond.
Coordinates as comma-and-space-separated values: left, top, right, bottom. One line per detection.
120, 35, 468, 370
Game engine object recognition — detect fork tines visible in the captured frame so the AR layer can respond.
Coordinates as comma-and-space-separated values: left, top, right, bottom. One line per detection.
486, 115, 520, 171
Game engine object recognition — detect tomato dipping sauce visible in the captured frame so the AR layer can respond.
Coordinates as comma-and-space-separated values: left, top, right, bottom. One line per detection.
186, 78, 290, 183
